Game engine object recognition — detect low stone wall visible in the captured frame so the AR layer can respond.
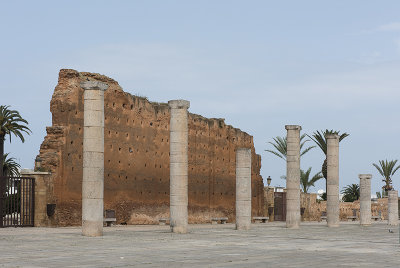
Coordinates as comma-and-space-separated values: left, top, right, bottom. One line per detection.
263, 187, 390, 222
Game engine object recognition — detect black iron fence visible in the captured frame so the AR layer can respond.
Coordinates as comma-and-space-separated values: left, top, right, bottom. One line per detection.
0, 176, 35, 227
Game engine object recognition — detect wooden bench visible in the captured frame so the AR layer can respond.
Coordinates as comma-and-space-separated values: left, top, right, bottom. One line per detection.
253, 217, 269, 223
320, 211, 327, 222
211, 217, 228, 224
104, 209, 117, 227
371, 216, 380, 221
347, 209, 358, 221
347, 216, 357, 221
159, 218, 168, 225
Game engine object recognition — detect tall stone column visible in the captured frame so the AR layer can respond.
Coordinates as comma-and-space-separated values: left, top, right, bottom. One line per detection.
81, 80, 108, 237
168, 100, 190, 234
236, 148, 252, 230
388, 190, 399, 226
285, 125, 301, 229
359, 174, 372, 226
326, 134, 339, 227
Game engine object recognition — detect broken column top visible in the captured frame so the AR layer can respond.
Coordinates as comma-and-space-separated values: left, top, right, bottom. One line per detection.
325, 133, 339, 139
168, 99, 190, 109
285, 125, 302, 130
80, 81, 109, 91
358, 174, 372, 179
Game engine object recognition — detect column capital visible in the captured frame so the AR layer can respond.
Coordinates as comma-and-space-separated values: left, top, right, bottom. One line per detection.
285, 125, 302, 131
358, 174, 372, 180
168, 99, 190, 109
81, 81, 109, 91
325, 133, 339, 139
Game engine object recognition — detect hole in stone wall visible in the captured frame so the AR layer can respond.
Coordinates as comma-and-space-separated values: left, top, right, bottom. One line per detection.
119, 148, 121, 151
108, 174, 110, 177
126, 133, 129, 137
145, 163, 147, 167
130, 104, 133, 109
70, 141, 73, 144
123, 104, 126, 108
68, 153, 70, 156
150, 122, 153, 126
166, 139, 169, 142
79, 155, 81, 159
118, 160, 121, 164
71, 167, 74, 171
108, 160, 110, 163
110, 145, 113, 149
113, 102, 115, 107
129, 148, 133, 153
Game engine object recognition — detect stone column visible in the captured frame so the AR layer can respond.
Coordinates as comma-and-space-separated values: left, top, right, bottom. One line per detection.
388, 190, 399, 226
81, 80, 108, 237
236, 148, 252, 230
285, 125, 301, 228
285, 125, 301, 229
326, 134, 339, 227
359, 174, 372, 226
168, 100, 190, 234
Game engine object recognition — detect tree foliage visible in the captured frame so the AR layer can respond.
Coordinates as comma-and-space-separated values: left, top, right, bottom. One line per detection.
2, 153, 20, 177
373, 159, 400, 192
307, 130, 349, 180
341, 184, 360, 202
0, 105, 31, 176
300, 167, 323, 193
265, 134, 315, 160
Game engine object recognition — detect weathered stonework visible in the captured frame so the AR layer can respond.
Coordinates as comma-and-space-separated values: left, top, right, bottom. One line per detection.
37, 69, 264, 226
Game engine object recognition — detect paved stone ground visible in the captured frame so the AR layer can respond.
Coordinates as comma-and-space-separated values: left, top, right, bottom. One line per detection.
0, 221, 399, 267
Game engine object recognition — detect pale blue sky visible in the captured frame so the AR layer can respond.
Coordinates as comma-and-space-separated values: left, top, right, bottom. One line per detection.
1, 1, 400, 194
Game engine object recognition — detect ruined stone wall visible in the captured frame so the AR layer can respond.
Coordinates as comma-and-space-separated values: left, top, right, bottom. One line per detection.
38, 69, 264, 226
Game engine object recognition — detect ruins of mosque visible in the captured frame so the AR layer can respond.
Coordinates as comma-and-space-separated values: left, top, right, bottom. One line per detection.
36, 69, 264, 226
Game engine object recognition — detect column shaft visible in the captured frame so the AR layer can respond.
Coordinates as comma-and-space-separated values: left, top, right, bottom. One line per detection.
359, 174, 372, 226
236, 148, 252, 230
168, 100, 190, 234
81, 81, 108, 237
388, 190, 398, 226
285, 125, 301, 229
326, 134, 339, 227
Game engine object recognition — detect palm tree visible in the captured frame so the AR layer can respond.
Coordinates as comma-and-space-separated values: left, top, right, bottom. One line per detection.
2, 153, 20, 177
0, 105, 31, 177
373, 160, 400, 193
341, 184, 360, 202
300, 167, 323, 193
307, 130, 349, 180
265, 134, 315, 160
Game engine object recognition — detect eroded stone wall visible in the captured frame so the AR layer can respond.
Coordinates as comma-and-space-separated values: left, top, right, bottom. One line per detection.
38, 69, 264, 226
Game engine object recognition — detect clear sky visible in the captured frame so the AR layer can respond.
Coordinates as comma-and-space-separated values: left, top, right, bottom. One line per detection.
1, 1, 400, 195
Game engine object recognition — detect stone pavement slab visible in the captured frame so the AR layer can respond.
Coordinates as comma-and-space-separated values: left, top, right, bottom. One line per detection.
0, 221, 399, 267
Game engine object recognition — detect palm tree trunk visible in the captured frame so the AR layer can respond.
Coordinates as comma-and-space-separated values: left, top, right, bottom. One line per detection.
0, 134, 4, 227
0, 134, 4, 176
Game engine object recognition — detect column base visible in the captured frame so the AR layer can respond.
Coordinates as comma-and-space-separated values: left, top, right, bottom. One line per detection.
82, 220, 103, 237
327, 223, 339, 228
286, 223, 299, 229
171, 225, 187, 234
236, 224, 251, 230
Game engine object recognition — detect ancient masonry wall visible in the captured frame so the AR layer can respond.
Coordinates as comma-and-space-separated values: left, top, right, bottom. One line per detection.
38, 69, 264, 226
